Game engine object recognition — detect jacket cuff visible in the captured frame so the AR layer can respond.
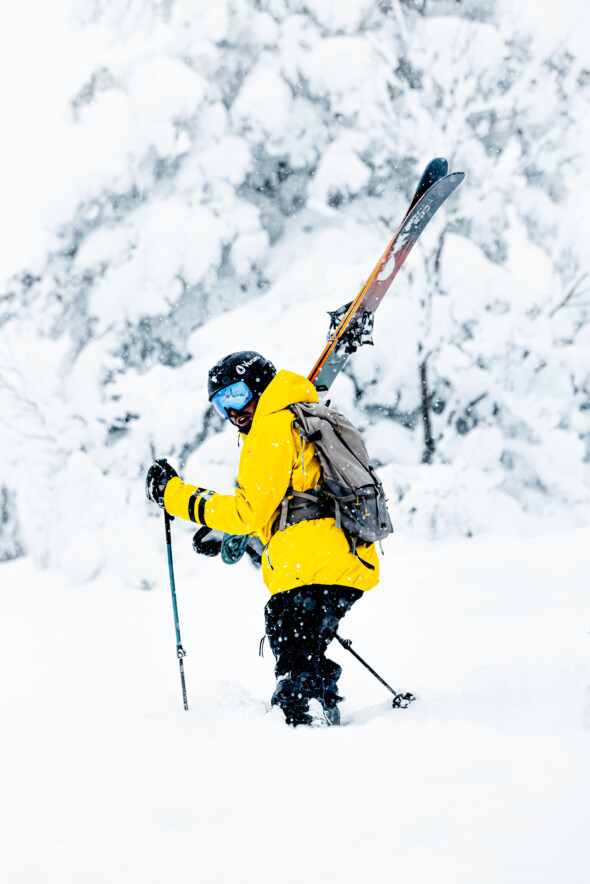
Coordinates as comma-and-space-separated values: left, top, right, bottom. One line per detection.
164, 477, 215, 526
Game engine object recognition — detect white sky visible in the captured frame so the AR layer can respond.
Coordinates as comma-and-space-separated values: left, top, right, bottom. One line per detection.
0, 0, 588, 286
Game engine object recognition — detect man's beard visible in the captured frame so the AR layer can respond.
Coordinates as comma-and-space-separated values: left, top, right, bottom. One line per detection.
230, 415, 253, 434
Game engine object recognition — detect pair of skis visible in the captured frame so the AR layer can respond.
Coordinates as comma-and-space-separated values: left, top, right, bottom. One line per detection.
308, 157, 465, 393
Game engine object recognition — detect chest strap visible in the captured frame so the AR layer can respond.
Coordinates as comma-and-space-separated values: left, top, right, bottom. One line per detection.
272, 488, 330, 534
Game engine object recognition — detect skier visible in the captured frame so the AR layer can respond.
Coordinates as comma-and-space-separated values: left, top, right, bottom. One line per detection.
145, 351, 379, 726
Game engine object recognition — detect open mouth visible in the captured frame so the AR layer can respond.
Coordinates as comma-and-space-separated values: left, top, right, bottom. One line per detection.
232, 412, 252, 430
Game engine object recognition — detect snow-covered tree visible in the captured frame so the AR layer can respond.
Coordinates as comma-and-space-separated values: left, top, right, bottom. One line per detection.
1, 0, 589, 575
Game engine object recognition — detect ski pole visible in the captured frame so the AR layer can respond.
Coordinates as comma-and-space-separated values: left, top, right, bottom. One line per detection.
163, 508, 189, 711
334, 634, 415, 709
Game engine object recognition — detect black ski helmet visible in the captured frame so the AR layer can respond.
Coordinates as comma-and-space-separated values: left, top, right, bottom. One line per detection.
207, 351, 277, 403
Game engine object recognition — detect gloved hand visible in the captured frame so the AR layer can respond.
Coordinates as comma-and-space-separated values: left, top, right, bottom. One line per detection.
192, 529, 264, 567
145, 459, 178, 508
222, 533, 267, 566
192, 527, 224, 557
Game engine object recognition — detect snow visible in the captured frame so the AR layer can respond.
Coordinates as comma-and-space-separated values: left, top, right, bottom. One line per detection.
232, 65, 294, 143
300, 36, 385, 118
1, 1, 589, 879
500, 0, 590, 59
303, 0, 374, 35
308, 135, 371, 205
0, 1, 76, 280
1, 528, 589, 883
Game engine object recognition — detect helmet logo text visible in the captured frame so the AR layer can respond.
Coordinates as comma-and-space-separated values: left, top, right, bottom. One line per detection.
236, 355, 259, 375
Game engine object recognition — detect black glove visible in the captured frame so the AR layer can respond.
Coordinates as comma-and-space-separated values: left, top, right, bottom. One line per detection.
192, 527, 224, 557
192, 529, 264, 567
145, 459, 178, 508
221, 533, 265, 566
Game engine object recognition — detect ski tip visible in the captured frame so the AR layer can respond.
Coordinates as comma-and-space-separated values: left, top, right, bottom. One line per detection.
424, 157, 448, 178
440, 170, 466, 190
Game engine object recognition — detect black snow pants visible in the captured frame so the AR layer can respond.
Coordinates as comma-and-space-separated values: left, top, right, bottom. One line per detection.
264, 584, 363, 722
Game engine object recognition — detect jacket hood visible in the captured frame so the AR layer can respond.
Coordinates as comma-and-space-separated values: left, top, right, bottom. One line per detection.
255, 370, 318, 419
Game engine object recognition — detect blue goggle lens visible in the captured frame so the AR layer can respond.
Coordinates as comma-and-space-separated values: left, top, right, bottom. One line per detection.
211, 380, 254, 419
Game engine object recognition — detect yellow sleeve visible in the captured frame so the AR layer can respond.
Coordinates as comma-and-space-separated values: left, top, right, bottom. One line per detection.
163, 477, 215, 527
163, 411, 296, 536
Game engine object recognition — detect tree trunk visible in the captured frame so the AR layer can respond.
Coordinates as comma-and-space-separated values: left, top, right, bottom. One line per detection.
420, 360, 435, 464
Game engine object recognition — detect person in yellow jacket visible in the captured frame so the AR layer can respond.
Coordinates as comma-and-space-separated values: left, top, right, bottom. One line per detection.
146, 351, 379, 726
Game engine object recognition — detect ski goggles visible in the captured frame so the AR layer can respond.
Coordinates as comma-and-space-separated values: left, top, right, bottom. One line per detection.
211, 380, 254, 419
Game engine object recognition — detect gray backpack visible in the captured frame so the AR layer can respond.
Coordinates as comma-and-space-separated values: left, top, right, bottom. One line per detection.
272, 401, 393, 564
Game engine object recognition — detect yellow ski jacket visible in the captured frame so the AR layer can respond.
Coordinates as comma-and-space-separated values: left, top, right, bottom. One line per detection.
163, 369, 379, 595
